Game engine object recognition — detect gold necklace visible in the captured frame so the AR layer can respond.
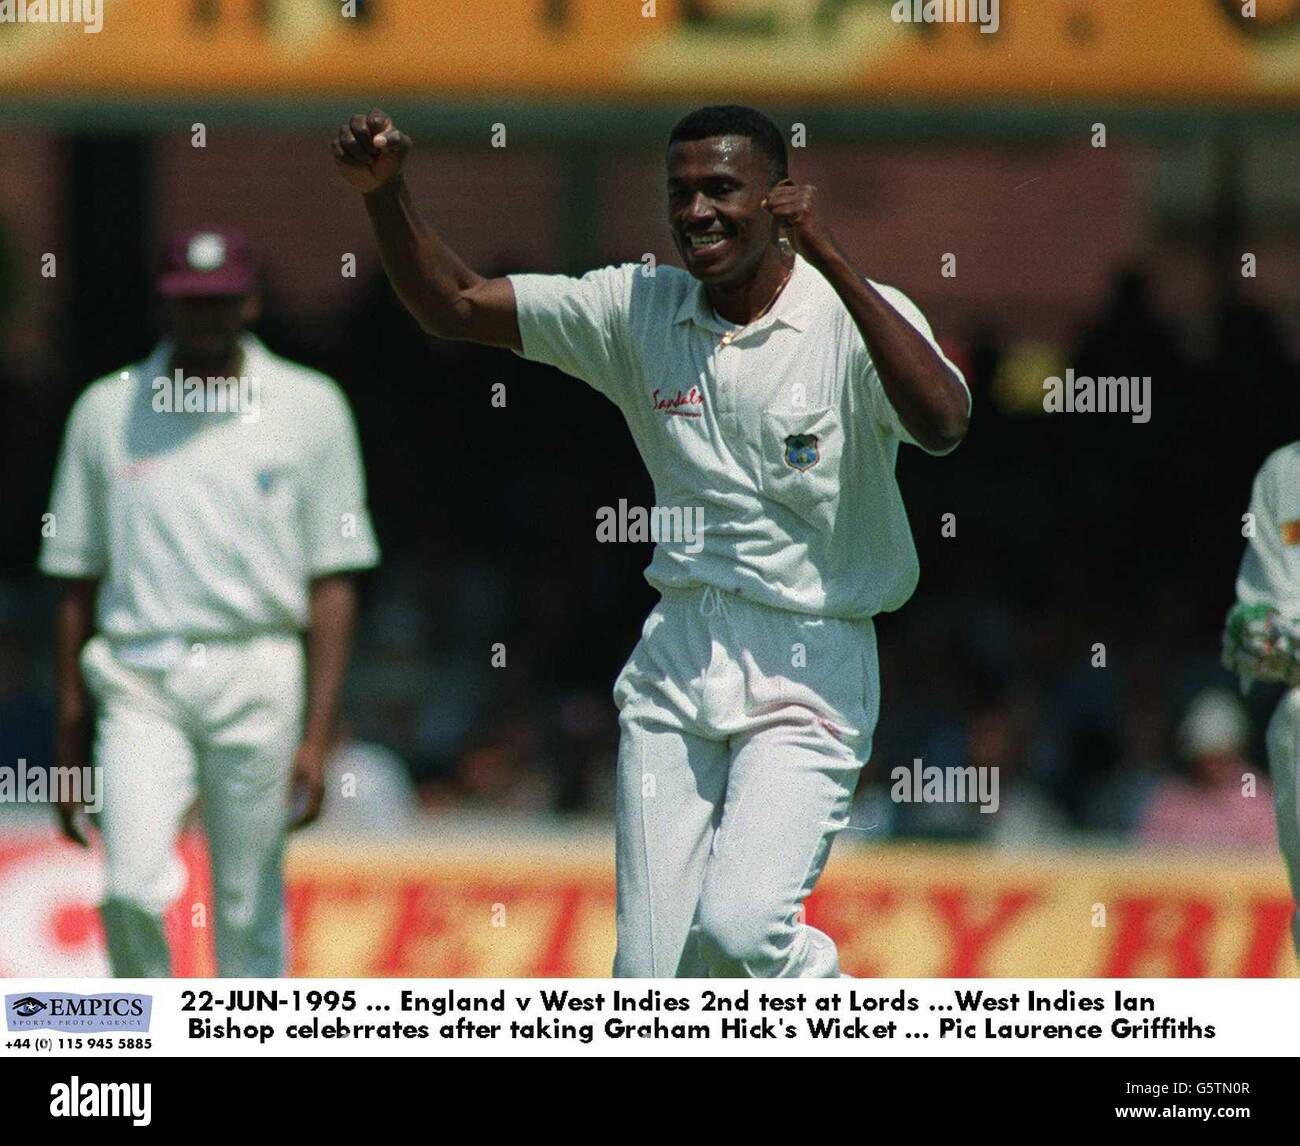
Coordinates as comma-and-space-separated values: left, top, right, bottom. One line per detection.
716, 261, 794, 347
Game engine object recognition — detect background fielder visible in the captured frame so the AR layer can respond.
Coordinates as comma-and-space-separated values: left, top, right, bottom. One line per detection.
40, 228, 380, 977
335, 104, 969, 977
1223, 441, 1300, 955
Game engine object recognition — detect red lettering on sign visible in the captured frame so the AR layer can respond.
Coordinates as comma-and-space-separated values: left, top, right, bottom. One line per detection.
928, 886, 1039, 976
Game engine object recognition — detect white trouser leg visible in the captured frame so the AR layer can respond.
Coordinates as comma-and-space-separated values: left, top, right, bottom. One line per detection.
1267, 689, 1300, 958
612, 587, 876, 979
188, 635, 304, 978
198, 747, 293, 978
82, 637, 197, 978
613, 715, 728, 977
695, 718, 859, 978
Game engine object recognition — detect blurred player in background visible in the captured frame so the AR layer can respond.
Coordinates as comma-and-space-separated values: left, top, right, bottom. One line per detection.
1222, 441, 1300, 955
334, 105, 969, 978
40, 228, 380, 976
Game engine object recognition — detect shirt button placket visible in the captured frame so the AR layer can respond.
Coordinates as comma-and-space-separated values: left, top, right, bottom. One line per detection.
711, 331, 733, 417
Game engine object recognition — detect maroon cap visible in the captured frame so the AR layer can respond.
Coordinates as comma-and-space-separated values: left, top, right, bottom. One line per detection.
157, 228, 257, 297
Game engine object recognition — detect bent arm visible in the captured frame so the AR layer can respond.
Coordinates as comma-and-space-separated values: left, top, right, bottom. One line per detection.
846, 278, 970, 453
363, 178, 521, 350
819, 247, 970, 453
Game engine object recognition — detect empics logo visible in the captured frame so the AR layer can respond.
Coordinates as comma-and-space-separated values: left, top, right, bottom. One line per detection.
50, 1078, 151, 1127
6, 992, 151, 1033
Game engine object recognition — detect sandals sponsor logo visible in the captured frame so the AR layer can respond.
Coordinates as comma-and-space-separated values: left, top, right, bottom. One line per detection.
6, 992, 152, 1033
652, 387, 705, 417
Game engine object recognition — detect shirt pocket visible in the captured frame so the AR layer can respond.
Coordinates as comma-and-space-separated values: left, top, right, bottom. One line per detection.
758, 405, 841, 528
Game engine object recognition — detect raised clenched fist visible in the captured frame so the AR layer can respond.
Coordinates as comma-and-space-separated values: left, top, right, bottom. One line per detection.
332, 108, 412, 195
761, 179, 830, 260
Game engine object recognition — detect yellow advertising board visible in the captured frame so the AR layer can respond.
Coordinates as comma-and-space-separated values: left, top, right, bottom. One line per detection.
0, 831, 1293, 977
1, 0, 1297, 104
275, 841, 1296, 978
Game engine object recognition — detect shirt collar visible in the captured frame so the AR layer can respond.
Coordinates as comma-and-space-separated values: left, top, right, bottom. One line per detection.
672, 253, 815, 339
137, 341, 171, 384
142, 332, 266, 380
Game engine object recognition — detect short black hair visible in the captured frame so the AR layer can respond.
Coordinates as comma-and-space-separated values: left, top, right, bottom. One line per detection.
667, 105, 788, 185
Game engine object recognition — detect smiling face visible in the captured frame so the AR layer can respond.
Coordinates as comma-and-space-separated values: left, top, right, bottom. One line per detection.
667, 134, 781, 287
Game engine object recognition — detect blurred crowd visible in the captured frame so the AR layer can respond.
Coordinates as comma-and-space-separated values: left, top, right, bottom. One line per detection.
1, 258, 1297, 850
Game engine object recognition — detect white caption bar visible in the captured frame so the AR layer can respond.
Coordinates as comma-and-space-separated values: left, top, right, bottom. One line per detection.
3, 979, 1297, 1058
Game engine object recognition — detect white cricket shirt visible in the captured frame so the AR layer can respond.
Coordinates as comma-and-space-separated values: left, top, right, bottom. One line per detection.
509, 254, 969, 619
39, 334, 381, 640
1236, 441, 1300, 617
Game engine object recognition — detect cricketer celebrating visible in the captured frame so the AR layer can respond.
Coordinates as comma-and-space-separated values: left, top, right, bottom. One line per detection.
41, 229, 380, 977
334, 105, 970, 977
1222, 441, 1300, 955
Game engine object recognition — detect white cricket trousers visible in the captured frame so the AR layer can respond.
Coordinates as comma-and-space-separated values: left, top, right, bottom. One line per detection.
612, 585, 879, 978
79, 633, 305, 978
1268, 688, 1300, 956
